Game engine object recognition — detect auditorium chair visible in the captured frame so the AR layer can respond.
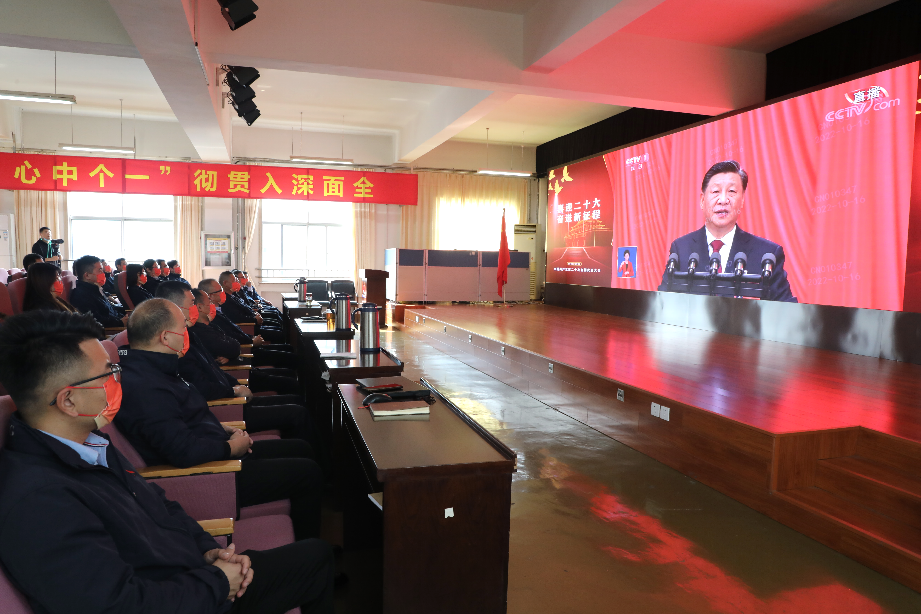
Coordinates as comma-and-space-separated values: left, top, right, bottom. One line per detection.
7, 271, 25, 282
6, 278, 26, 314
306, 279, 331, 305
0, 284, 13, 317
114, 272, 135, 310
0, 395, 297, 614
110, 329, 129, 347
0, 268, 8, 285
61, 277, 76, 303
329, 279, 356, 299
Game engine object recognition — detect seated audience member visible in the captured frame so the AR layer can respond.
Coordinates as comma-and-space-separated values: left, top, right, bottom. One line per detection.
69, 255, 128, 328
116, 299, 324, 540
188, 289, 300, 393
125, 263, 154, 307
199, 278, 279, 346
142, 258, 162, 295
232, 270, 280, 316
100, 259, 117, 294
168, 259, 188, 283
22, 262, 78, 313
22, 253, 43, 273
114, 257, 127, 273
155, 283, 320, 451
214, 272, 286, 343
192, 288, 296, 370
0, 310, 335, 614
157, 259, 171, 281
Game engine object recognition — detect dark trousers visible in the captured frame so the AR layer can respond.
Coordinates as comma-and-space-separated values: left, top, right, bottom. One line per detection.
249, 367, 300, 395
253, 346, 296, 369
244, 397, 329, 477
236, 439, 323, 540
230, 539, 335, 614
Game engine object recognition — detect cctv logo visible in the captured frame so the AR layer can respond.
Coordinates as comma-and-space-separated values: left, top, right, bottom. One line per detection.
825, 85, 900, 123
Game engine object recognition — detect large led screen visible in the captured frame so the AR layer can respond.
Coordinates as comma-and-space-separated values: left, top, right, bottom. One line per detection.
547, 60, 921, 312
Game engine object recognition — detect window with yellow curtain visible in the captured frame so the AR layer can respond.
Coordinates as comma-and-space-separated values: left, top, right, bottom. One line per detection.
404, 172, 527, 251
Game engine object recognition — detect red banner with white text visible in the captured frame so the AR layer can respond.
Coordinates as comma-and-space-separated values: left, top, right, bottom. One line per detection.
0, 154, 418, 206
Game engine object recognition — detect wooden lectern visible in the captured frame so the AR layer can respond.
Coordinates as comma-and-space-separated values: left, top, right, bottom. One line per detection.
359, 268, 389, 328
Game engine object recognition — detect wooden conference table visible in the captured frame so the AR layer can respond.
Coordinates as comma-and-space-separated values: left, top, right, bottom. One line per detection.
282, 300, 323, 344
337, 378, 516, 614
314, 338, 403, 384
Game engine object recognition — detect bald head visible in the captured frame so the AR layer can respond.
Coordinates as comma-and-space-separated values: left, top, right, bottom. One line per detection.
127, 298, 185, 351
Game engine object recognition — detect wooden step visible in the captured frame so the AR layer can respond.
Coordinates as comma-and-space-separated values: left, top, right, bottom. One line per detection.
816, 456, 921, 530
857, 429, 921, 475
777, 486, 921, 557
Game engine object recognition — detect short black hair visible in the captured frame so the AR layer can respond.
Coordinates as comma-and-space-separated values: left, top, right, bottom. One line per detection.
623, 250, 630, 257
156, 280, 192, 305
218, 271, 235, 285
115, 258, 127, 267
198, 279, 219, 292
143, 259, 157, 270
23, 253, 43, 269
191, 288, 208, 303
127, 298, 179, 347
73, 255, 101, 279
167, 260, 179, 268
0, 311, 104, 413
38, 227, 50, 234
701, 160, 748, 193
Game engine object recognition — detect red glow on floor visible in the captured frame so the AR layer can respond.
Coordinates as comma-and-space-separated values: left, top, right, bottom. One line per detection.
540, 452, 887, 614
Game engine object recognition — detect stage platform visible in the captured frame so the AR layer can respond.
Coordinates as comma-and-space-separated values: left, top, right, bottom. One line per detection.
401, 304, 921, 593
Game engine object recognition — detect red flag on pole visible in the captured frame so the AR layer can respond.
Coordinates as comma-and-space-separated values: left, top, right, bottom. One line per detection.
497, 208, 510, 297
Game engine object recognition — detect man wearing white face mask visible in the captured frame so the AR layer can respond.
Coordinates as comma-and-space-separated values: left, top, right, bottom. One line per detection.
0, 310, 335, 613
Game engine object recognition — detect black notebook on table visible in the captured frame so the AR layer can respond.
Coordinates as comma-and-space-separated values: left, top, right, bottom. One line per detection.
356, 377, 433, 401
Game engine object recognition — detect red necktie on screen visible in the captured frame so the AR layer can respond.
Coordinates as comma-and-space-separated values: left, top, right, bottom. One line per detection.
710, 239, 724, 273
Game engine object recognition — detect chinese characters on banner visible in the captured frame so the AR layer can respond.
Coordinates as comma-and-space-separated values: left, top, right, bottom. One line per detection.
0, 152, 419, 206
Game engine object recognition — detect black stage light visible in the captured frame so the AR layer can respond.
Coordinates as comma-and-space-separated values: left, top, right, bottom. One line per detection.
227, 78, 255, 104
242, 109, 261, 126
218, 0, 258, 30
228, 66, 260, 86
232, 97, 257, 117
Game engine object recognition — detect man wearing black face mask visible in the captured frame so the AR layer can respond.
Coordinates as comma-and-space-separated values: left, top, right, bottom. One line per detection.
0, 310, 336, 614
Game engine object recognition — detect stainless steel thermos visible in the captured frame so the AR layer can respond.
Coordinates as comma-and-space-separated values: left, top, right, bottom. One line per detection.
293, 278, 311, 303
354, 302, 381, 353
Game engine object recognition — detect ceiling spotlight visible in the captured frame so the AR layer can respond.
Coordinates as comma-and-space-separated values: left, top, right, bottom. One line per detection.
232, 97, 257, 116
0, 90, 76, 105
228, 66, 260, 86
227, 79, 255, 104
218, 0, 258, 30
242, 109, 260, 126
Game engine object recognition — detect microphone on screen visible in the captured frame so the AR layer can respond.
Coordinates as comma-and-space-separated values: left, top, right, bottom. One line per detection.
708, 254, 721, 277
733, 252, 747, 276
666, 253, 679, 276
761, 253, 776, 279
687, 253, 700, 275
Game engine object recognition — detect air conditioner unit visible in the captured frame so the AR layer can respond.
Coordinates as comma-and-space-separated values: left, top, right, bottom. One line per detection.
513, 224, 538, 300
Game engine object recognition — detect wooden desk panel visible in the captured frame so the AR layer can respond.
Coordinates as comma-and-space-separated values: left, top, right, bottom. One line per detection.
338, 380, 515, 614
315, 339, 403, 384
294, 318, 355, 340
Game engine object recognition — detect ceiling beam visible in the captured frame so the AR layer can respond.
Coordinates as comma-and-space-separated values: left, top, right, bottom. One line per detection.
522, 0, 667, 73
398, 89, 514, 162
107, 0, 230, 161
196, 0, 763, 116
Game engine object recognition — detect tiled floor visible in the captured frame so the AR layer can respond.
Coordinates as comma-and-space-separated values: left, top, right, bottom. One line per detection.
380, 326, 921, 613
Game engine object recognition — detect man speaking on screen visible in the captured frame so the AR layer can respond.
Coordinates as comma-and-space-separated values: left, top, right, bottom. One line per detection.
657, 160, 797, 302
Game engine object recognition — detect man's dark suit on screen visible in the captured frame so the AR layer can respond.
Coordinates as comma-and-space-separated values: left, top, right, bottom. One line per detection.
657, 226, 796, 302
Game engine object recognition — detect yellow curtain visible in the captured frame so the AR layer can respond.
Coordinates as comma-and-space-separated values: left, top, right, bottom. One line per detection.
14, 190, 66, 269
243, 198, 261, 270
353, 202, 376, 291
403, 172, 527, 250
174, 196, 203, 288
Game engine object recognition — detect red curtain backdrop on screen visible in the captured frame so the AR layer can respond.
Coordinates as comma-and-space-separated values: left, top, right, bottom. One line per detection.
546, 155, 615, 287
547, 60, 920, 312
